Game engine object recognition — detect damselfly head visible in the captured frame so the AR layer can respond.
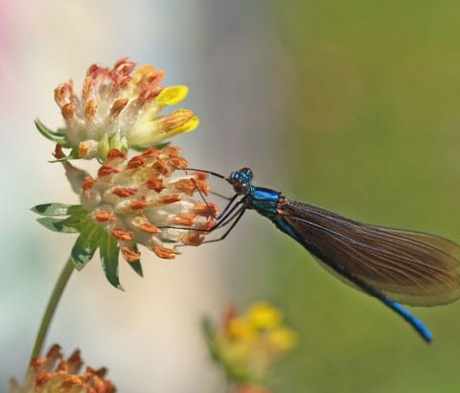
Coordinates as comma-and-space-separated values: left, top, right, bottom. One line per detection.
227, 167, 253, 195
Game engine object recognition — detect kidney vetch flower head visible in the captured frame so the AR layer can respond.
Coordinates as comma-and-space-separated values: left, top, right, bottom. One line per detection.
33, 144, 219, 288
9, 344, 115, 393
36, 58, 199, 160
79, 145, 218, 262
33, 58, 218, 288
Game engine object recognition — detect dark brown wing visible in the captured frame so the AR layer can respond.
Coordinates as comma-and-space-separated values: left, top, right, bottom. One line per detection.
283, 200, 460, 306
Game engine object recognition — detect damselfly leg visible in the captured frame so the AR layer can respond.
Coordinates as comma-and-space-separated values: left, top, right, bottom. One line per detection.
160, 167, 250, 244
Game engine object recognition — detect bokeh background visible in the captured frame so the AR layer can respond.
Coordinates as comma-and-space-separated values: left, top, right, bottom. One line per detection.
2, 1, 460, 392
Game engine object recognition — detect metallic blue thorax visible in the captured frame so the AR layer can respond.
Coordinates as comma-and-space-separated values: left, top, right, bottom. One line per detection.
243, 186, 281, 220
244, 186, 302, 244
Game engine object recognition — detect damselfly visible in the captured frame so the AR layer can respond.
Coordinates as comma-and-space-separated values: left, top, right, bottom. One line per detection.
197, 167, 460, 343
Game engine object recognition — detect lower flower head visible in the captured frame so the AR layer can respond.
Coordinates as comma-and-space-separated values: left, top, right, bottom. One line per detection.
9, 344, 115, 393
80, 145, 218, 262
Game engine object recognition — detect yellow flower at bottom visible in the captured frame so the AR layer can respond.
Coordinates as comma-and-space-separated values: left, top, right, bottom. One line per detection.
204, 302, 298, 386
9, 345, 115, 393
80, 145, 218, 262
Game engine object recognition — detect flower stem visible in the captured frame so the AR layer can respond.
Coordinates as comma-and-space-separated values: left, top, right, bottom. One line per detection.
28, 257, 75, 363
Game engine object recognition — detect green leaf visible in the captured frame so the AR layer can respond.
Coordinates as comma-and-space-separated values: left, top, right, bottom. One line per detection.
36, 217, 79, 233
34, 119, 71, 147
131, 141, 171, 152
48, 148, 82, 163
32, 202, 148, 287
202, 318, 221, 364
34, 205, 93, 234
67, 205, 90, 217
100, 233, 123, 290
71, 234, 98, 270
154, 142, 171, 150
31, 203, 73, 217
126, 245, 143, 277
59, 208, 91, 230
70, 213, 107, 270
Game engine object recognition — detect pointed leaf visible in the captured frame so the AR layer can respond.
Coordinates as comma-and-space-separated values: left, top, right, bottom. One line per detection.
59, 208, 91, 231
201, 318, 221, 364
67, 205, 90, 217
48, 149, 81, 163
100, 233, 123, 290
32, 203, 73, 217
71, 214, 107, 270
131, 141, 171, 152
34, 205, 90, 233
37, 217, 79, 233
154, 142, 171, 150
124, 244, 143, 277
71, 234, 98, 270
127, 261, 143, 277
35, 119, 71, 147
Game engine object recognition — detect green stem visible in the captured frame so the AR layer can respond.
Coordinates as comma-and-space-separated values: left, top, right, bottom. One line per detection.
28, 257, 75, 363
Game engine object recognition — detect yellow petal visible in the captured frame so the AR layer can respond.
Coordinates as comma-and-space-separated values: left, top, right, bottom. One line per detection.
246, 302, 282, 330
169, 115, 200, 135
226, 318, 255, 340
157, 85, 189, 106
266, 327, 298, 352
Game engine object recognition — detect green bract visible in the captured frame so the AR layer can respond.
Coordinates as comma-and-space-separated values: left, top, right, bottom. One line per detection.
31, 203, 143, 289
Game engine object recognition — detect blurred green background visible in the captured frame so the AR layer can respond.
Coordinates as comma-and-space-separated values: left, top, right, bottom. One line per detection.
2, 1, 460, 392
261, 2, 460, 393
